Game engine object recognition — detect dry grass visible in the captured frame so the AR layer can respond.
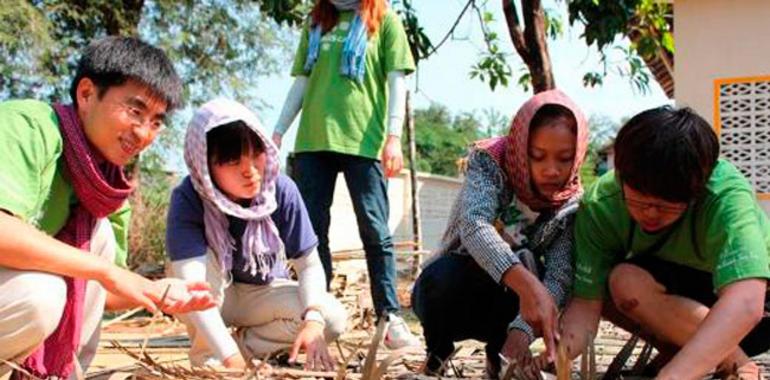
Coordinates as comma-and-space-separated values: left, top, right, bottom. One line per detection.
77, 255, 770, 380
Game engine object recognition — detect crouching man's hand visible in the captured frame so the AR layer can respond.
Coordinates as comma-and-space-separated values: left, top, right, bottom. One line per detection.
151, 277, 216, 314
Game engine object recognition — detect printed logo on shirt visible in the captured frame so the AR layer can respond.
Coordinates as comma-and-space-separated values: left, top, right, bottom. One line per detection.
495, 196, 540, 248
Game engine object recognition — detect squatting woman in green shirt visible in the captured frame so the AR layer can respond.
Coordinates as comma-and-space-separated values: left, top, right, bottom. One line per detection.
271, 0, 419, 349
561, 106, 770, 380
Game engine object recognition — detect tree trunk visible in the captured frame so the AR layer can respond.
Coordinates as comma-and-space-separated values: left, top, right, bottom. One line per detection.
502, 0, 555, 93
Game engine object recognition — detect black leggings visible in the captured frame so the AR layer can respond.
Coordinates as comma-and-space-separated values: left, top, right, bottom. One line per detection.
412, 254, 520, 371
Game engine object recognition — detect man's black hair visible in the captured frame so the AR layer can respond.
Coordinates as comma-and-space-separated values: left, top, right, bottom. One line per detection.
614, 105, 720, 203
69, 36, 183, 110
207, 120, 265, 165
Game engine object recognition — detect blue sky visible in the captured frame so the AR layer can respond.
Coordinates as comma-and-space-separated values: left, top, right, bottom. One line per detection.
254, 0, 671, 154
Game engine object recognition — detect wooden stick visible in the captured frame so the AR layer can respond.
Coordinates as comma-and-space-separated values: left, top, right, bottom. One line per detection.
140, 284, 172, 355
1, 359, 43, 380
103, 307, 144, 328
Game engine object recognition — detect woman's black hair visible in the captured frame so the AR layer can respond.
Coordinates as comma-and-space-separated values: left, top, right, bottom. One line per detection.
614, 105, 720, 203
529, 104, 577, 135
206, 120, 264, 165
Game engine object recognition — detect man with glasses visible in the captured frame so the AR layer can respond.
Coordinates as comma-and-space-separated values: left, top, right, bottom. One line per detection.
558, 106, 770, 380
0, 37, 216, 378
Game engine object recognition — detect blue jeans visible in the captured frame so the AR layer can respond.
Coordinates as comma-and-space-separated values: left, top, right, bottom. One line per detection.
412, 254, 519, 372
293, 151, 400, 317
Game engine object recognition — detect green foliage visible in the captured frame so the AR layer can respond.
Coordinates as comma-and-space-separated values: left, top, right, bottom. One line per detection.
393, 0, 434, 65
582, 71, 604, 88
580, 150, 599, 191
0, 0, 296, 108
617, 46, 651, 94
407, 0, 671, 94
568, 0, 673, 93
406, 104, 500, 177
543, 7, 564, 40
469, 3, 513, 92
0, 0, 306, 268
580, 114, 621, 189
517, 70, 533, 93
141, 0, 294, 109
126, 168, 176, 271
254, 0, 311, 27
470, 43, 512, 91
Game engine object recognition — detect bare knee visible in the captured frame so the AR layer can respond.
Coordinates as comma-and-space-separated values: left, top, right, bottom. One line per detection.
608, 263, 658, 315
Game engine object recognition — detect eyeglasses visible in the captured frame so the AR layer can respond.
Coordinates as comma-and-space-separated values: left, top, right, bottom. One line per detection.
624, 196, 689, 215
117, 100, 166, 133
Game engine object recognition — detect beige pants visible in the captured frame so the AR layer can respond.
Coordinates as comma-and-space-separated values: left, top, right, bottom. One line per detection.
0, 219, 115, 379
175, 253, 348, 365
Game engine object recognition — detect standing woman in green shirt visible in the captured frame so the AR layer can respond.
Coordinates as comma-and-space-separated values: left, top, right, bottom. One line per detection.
560, 106, 770, 379
272, 0, 419, 348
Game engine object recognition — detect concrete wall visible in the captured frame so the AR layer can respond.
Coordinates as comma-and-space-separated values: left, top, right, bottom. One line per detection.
326, 170, 463, 253
675, 0, 770, 213
674, 0, 770, 119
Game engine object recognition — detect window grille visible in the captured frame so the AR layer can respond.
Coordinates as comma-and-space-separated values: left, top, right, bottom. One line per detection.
715, 76, 770, 196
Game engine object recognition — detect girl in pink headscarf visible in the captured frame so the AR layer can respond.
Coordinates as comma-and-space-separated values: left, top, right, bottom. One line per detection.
412, 89, 588, 379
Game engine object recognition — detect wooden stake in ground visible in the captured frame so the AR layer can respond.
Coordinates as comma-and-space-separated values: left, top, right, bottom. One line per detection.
556, 341, 571, 380
404, 90, 423, 279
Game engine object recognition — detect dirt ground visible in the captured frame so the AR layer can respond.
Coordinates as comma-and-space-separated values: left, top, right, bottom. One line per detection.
76, 256, 770, 379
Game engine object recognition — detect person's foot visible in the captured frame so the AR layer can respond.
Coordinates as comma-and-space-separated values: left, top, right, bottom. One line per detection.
383, 313, 421, 349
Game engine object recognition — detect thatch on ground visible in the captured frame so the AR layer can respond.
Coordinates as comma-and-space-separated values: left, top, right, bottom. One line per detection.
82, 254, 769, 380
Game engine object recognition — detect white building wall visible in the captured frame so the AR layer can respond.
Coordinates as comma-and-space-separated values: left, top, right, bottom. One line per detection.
326, 171, 463, 254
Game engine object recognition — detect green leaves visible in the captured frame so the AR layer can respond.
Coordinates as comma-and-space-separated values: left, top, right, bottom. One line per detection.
661, 31, 674, 53
405, 104, 499, 177
567, 0, 673, 95
255, 0, 310, 27
0, 0, 308, 105
394, 0, 434, 64
470, 51, 512, 91
469, 2, 513, 91
582, 71, 603, 88
544, 7, 564, 40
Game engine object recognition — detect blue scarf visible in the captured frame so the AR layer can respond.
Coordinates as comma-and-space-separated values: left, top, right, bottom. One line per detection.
304, 12, 368, 82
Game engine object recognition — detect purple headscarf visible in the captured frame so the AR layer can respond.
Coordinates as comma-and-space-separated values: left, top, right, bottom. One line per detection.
183, 98, 285, 280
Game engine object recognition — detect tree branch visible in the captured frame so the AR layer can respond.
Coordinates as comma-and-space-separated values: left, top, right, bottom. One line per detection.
424, 0, 474, 58
522, 0, 554, 92
502, 0, 531, 66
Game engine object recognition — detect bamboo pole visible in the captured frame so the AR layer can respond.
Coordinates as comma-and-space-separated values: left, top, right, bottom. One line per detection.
405, 90, 423, 277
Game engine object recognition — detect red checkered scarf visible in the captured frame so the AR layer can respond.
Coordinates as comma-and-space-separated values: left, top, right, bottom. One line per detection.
18, 103, 133, 379
475, 89, 588, 211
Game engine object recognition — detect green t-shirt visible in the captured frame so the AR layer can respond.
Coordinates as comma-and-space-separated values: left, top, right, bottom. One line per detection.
0, 99, 131, 267
574, 159, 770, 299
290, 10, 416, 159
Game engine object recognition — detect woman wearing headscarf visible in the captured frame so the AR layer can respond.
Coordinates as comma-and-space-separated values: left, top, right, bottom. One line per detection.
166, 99, 347, 371
412, 90, 589, 379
